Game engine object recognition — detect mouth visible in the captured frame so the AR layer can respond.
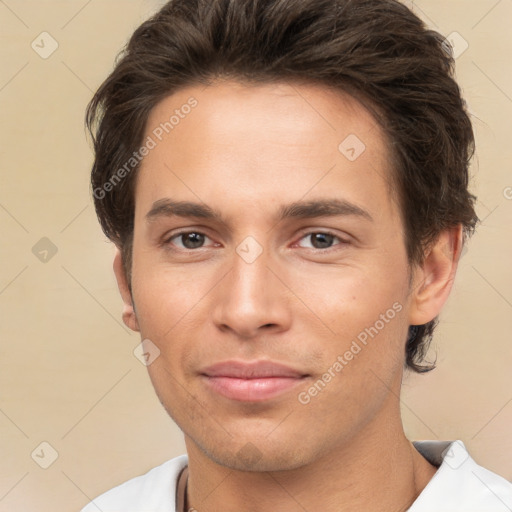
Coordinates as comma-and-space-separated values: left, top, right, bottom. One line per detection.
200, 360, 310, 402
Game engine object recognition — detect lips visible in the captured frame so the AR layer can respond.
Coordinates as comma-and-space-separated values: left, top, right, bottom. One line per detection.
201, 360, 306, 379
200, 360, 309, 402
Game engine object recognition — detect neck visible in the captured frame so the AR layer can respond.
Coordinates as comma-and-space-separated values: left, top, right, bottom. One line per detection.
183, 413, 438, 512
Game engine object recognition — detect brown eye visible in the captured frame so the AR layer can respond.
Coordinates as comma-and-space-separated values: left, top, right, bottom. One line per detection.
297, 232, 343, 250
181, 232, 205, 249
168, 231, 210, 249
311, 233, 335, 249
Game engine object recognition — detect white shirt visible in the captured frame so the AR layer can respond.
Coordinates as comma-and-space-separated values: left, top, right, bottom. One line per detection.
81, 440, 512, 512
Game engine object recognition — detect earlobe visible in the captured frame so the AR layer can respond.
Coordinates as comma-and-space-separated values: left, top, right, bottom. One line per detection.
408, 225, 463, 326
113, 246, 140, 332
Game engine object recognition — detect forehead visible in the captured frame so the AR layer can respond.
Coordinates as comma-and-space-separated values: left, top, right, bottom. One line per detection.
135, 80, 397, 224
145, 80, 386, 150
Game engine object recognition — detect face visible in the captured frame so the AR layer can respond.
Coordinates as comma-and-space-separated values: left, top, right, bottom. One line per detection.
121, 81, 424, 471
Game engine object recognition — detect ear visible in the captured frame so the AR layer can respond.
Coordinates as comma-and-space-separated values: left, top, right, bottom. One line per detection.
408, 225, 463, 326
113, 246, 140, 332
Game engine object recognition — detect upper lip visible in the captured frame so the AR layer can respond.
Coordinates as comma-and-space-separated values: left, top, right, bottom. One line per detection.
200, 360, 307, 379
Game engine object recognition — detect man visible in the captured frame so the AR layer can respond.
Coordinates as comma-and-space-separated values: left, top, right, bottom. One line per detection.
82, 0, 512, 510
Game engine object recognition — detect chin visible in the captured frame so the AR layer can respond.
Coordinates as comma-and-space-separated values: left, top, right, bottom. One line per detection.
197, 436, 312, 472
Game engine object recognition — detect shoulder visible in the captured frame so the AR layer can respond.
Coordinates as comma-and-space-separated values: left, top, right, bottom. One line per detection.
410, 440, 512, 512
80, 454, 188, 512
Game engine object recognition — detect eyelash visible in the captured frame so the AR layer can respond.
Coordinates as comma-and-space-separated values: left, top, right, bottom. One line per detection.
162, 230, 349, 252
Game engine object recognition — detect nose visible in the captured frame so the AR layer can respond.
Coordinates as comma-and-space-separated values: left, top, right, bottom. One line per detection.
211, 245, 292, 339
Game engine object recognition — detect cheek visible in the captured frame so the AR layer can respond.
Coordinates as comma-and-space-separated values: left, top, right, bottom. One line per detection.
287, 256, 411, 393
287, 259, 408, 337
131, 257, 215, 336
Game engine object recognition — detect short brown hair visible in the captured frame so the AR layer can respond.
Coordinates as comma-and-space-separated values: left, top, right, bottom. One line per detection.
86, 0, 478, 373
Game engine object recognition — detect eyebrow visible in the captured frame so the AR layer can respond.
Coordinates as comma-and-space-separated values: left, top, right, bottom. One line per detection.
145, 198, 373, 223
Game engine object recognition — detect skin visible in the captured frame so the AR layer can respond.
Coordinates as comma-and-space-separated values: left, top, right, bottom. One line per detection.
113, 80, 462, 512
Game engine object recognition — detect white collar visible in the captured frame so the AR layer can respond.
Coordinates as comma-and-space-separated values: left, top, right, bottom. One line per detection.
409, 440, 512, 511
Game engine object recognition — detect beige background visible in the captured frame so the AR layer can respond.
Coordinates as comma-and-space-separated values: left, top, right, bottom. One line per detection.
0, 1, 511, 510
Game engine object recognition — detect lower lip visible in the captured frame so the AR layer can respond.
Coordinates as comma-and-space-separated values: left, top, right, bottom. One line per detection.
202, 375, 306, 402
